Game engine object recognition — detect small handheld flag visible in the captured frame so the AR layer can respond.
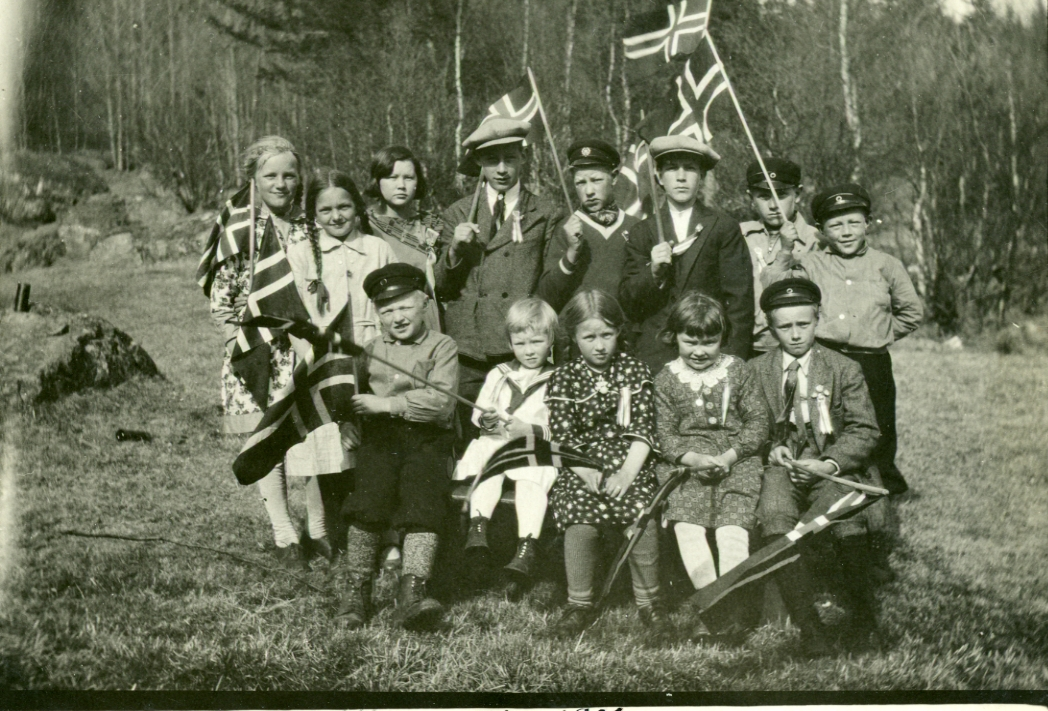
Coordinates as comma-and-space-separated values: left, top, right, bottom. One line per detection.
623, 0, 711, 79
482, 74, 539, 125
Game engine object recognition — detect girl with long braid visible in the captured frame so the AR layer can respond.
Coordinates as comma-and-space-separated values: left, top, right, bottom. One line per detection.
287, 169, 398, 558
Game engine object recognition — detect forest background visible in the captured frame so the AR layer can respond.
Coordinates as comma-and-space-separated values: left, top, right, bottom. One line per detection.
14, 0, 1048, 335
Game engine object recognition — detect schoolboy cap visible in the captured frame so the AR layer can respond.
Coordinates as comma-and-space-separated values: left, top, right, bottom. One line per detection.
811, 183, 872, 224
649, 135, 721, 170
760, 277, 822, 313
567, 139, 620, 170
363, 263, 428, 302
463, 118, 531, 152
746, 158, 801, 190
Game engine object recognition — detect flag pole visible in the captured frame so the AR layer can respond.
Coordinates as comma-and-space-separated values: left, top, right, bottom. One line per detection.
644, 144, 668, 244
704, 35, 785, 215
526, 66, 574, 209
467, 173, 485, 224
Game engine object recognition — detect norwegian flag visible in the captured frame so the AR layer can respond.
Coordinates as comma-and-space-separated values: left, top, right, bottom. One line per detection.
482, 74, 539, 124
623, 0, 710, 78
232, 307, 358, 485
196, 184, 252, 297
477, 435, 601, 484
673, 38, 729, 142
613, 141, 655, 218
688, 489, 883, 632
228, 219, 313, 408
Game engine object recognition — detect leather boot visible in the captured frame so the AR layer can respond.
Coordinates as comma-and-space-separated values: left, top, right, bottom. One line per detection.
396, 574, 443, 631
335, 574, 373, 629
504, 535, 538, 578
465, 516, 490, 551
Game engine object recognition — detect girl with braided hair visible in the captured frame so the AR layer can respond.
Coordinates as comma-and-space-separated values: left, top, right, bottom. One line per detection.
286, 169, 398, 559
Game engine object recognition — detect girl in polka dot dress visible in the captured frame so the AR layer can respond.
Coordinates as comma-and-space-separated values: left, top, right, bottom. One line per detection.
545, 290, 666, 635
653, 292, 768, 633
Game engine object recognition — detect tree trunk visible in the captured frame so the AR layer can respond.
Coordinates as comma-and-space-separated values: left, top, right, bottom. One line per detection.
605, 39, 621, 146
999, 62, 1024, 324
454, 0, 467, 169
562, 0, 578, 125
521, 0, 530, 74
620, 2, 631, 153
838, 0, 862, 182
227, 44, 240, 175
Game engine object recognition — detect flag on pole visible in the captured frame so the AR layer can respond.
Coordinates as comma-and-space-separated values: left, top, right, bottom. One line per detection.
623, 0, 710, 78
482, 74, 539, 124
228, 220, 313, 408
613, 141, 654, 218
196, 184, 252, 297
479, 435, 601, 482
688, 489, 883, 632
232, 306, 358, 485
674, 38, 729, 142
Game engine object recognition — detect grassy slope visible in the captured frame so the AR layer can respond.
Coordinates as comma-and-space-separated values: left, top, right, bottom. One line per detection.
0, 258, 1046, 691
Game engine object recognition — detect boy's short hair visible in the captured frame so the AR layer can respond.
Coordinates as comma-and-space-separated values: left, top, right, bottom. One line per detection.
505, 297, 558, 340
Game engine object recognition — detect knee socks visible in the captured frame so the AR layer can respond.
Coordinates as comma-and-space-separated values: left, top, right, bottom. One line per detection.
675, 522, 716, 589
626, 519, 661, 607
344, 525, 380, 578
564, 524, 600, 607
402, 531, 439, 580
305, 476, 327, 540
514, 480, 548, 539
469, 474, 504, 520
257, 462, 300, 547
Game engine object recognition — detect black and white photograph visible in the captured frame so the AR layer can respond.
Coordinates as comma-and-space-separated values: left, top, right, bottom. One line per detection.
0, 0, 1045, 696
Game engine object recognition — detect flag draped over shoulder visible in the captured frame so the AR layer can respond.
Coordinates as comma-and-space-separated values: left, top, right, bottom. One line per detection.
232, 307, 358, 485
623, 0, 710, 79
613, 141, 654, 218
482, 74, 539, 124
196, 184, 252, 297
228, 218, 313, 407
689, 489, 882, 631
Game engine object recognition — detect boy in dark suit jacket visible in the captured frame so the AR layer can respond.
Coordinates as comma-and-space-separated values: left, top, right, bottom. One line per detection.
435, 118, 575, 440
618, 135, 754, 370
750, 277, 881, 656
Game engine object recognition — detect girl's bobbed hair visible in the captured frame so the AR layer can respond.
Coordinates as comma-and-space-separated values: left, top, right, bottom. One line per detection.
658, 290, 730, 346
366, 145, 428, 203
305, 168, 371, 235
560, 289, 626, 339
241, 135, 304, 203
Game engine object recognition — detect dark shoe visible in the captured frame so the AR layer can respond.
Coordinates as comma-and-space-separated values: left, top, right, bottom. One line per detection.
308, 536, 335, 563
553, 603, 598, 636
274, 542, 308, 571
465, 516, 490, 551
504, 535, 538, 578
637, 602, 673, 640
335, 575, 373, 629
396, 574, 443, 631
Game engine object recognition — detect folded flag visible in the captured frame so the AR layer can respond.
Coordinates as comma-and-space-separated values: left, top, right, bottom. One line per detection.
623, 0, 710, 79
196, 184, 252, 297
688, 488, 882, 631
478, 435, 601, 483
232, 306, 358, 485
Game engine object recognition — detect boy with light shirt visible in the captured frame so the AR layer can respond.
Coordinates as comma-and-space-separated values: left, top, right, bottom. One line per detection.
336, 263, 458, 632
741, 158, 823, 353
619, 134, 754, 370
762, 183, 922, 495
749, 277, 882, 655
435, 118, 570, 442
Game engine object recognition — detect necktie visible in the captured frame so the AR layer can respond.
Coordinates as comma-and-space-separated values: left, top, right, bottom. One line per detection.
777, 360, 801, 448
491, 192, 506, 239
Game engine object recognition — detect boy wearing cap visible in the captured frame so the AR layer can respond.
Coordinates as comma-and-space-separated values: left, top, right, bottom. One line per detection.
435, 118, 569, 441
619, 135, 754, 370
337, 263, 458, 631
750, 277, 882, 655
762, 183, 922, 495
741, 158, 823, 354
540, 139, 641, 305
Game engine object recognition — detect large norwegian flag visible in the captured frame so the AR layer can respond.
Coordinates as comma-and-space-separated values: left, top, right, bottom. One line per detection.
482, 74, 539, 125
196, 184, 252, 297
673, 38, 729, 142
228, 219, 313, 408
232, 307, 358, 485
623, 0, 710, 78
688, 489, 883, 632
613, 141, 654, 218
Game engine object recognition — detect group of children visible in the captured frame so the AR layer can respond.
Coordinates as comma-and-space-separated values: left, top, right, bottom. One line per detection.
205, 121, 923, 655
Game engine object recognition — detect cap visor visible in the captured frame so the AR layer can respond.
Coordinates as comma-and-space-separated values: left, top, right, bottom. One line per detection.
475, 135, 526, 151
371, 285, 422, 303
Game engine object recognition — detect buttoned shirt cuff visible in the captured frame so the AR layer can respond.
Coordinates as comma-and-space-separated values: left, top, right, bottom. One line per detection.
820, 457, 841, 476
388, 396, 410, 417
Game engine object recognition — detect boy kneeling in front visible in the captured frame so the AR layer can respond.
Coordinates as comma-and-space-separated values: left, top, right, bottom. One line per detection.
337, 263, 458, 631
750, 277, 881, 656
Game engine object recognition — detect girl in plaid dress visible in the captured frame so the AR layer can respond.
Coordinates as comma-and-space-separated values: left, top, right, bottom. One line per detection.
653, 292, 768, 612
546, 290, 666, 635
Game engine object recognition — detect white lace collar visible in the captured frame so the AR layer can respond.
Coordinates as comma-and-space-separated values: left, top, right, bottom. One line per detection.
668, 355, 733, 391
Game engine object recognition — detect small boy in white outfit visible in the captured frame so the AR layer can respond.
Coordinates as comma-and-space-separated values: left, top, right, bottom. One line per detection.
455, 297, 559, 582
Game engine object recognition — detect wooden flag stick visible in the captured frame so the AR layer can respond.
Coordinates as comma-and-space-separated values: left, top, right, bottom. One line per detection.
526, 66, 574, 210
645, 146, 668, 244
704, 35, 786, 217
246, 179, 257, 295
467, 174, 485, 224
786, 461, 889, 497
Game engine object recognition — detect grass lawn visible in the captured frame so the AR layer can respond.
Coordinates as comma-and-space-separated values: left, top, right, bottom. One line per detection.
0, 257, 1046, 691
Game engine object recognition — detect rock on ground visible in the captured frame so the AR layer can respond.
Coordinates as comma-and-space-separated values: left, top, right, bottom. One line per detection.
0, 305, 160, 408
